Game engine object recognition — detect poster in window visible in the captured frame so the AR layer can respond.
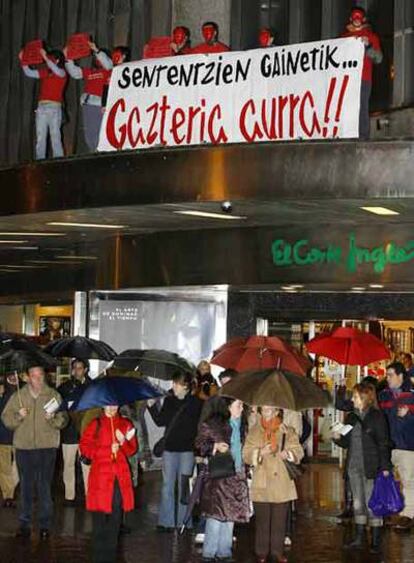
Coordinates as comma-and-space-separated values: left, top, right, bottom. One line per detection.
39, 316, 71, 341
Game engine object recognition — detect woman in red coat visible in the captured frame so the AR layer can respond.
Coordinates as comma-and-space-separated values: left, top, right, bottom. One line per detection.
80, 405, 137, 563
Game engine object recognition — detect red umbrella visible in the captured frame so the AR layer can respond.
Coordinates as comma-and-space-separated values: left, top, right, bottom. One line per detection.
306, 327, 391, 367
210, 336, 312, 375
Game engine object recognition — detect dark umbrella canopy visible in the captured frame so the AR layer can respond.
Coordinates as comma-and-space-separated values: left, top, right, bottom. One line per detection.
70, 376, 164, 411
113, 349, 195, 380
44, 336, 117, 361
0, 337, 56, 371
220, 369, 330, 411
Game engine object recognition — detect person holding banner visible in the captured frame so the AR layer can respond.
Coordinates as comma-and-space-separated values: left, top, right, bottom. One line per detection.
64, 41, 113, 151
258, 27, 276, 48
19, 47, 68, 160
191, 22, 230, 54
171, 26, 192, 56
341, 7, 382, 139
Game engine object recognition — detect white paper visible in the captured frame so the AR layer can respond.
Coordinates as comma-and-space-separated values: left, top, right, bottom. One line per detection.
331, 421, 353, 436
43, 397, 59, 415
125, 427, 136, 441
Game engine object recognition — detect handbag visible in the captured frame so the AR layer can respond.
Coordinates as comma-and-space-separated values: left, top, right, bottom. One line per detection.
368, 472, 404, 517
152, 400, 188, 457
208, 451, 235, 480
281, 433, 305, 481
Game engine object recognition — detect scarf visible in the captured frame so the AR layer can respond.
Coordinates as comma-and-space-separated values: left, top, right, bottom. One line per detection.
230, 417, 242, 472
261, 416, 281, 452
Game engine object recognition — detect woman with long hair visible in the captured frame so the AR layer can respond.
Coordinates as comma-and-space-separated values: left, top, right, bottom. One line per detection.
335, 382, 392, 554
148, 371, 203, 531
195, 395, 250, 562
243, 407, 303, 563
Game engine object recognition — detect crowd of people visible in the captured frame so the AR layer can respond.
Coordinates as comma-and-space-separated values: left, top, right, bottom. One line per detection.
0, 351, 412, 562
19, 6, 382, 160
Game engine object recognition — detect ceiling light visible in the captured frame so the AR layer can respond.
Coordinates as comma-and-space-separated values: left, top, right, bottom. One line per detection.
369, 284, 384, 289
55, 255, 98, 260
6, 246, 38, 250
0, 265, 44, 269
0, 269, 21, 273
173, 210, 246, 220
360, 206, 399, 216
27, 260, 84, 265
47, 222, 126, 229
0, 232, 66, 237
0, 240, 29, 244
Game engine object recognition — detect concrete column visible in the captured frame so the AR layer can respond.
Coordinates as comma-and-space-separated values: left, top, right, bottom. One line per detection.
172, 0, 232, 47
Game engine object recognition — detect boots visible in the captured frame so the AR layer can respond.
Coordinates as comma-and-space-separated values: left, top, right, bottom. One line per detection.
370, 526, 382, 554
343, 524, 365, 549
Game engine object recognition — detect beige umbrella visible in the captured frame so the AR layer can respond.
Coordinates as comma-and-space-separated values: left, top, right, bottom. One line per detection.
220, 369, 330, 411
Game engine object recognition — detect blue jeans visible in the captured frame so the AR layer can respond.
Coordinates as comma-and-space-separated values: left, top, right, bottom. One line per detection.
158, 450, 194, 528
35, 103, 64, 159
203, 518, 234, 559
16, 448, 57, 530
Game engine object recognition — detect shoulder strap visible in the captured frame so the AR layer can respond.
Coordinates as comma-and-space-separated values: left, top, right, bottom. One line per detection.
163, 399, 189, 441
281, 431, 286, 452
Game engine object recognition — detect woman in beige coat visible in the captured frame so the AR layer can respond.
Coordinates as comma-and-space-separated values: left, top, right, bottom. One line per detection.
243, 406, 304, 563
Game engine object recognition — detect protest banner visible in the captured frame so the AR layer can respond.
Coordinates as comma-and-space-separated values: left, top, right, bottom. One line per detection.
98, 38, 364, 152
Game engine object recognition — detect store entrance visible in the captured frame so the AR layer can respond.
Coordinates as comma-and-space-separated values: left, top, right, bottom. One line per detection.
258, 317, 414, 460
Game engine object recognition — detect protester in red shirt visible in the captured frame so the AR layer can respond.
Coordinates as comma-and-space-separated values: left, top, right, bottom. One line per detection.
191, 21, 230, 54
341, 7, 382, 139
101, 46, 131, 112
258, 27, 276, 48
171, 26, 192, 56
64, 41, 112, 151
19, 47, 67, 160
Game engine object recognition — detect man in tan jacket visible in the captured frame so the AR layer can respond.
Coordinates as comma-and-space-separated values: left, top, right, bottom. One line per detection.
1, 365, 68, 539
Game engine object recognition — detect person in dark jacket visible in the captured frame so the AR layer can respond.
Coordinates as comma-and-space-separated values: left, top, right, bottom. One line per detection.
335, 382, 392, 554
148, 371, 203, 531
195, 395, 250, 562
0, 375, 20, 507
379, 362, 414, 530
335, 375, 379, 523
57, 358, 91, 504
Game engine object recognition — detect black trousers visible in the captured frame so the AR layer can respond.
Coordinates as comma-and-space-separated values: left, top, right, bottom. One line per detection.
91, 480, 122, 563
16, 448, 57, 530
254, 501, 289, 559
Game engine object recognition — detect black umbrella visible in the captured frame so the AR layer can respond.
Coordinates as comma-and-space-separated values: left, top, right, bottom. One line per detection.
44, 336, 117, 361
0, 337, 56, 371
180, 465, 207, 534
0, 337, 56, 408
113, 349, 195, 380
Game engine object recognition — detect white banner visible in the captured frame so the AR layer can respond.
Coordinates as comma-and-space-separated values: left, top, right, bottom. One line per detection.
98, 38, 364, 152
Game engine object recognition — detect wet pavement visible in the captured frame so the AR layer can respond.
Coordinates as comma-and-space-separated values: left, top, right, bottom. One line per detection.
0, 463, 413, 562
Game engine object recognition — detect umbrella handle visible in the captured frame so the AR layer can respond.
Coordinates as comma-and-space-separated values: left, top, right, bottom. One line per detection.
15, 371, 22, 409
110, 416, 117, 461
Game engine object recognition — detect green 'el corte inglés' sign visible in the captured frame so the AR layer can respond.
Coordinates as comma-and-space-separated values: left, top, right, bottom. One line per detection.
271, 233, 414, 274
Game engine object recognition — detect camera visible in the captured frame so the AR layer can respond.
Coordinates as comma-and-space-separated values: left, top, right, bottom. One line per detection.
221, 201, 232, 213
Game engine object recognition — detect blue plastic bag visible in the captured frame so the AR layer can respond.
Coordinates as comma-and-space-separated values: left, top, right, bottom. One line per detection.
368, 473, 404, 517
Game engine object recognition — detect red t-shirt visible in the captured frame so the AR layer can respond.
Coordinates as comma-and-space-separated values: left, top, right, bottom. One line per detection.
191, 41, 230, 54
82, 68, 112, 97
341, 25, 381, 82
38, 68, 68, 103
